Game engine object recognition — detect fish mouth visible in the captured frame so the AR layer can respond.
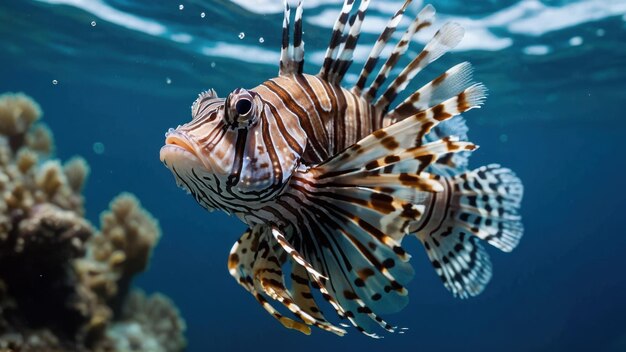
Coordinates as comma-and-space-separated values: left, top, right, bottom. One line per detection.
160, 130, 205, 167
165, 132, 197, 155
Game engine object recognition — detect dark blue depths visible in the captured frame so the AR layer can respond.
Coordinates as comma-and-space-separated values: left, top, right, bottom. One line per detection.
1, 0, 625, 351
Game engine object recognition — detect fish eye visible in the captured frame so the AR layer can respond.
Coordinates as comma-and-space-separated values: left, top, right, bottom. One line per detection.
235, 98, 252, 116
225, 89, 258, 129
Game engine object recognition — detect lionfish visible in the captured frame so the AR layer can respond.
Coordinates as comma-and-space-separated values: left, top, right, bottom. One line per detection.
160, 0, 523, 337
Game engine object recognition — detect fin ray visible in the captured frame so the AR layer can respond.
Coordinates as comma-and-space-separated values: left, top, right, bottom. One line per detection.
415, 165, 523, 297
353, 0, 413, 95
363, 4, 436, 109
321, 84, 486, 173
279, 1, 305, 76
228, 226, 346, 335
329, 0, 371, 84
319, 0, 356, 80
385, 62, 475, 124
375, 22, 466, 111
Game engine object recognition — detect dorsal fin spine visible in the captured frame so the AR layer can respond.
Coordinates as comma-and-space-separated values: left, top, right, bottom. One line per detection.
279, 1, 305, 76
279, 1, 291, 76
352, 0, 413, 95
375, 21, 465, 111
363, 4, 436, 104
329, 0, 371, 84
318, 0, 356, 80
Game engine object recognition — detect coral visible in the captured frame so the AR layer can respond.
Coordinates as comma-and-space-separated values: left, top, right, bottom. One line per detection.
0, 92, 185, 351
96, 193, 161, 306
0, 93, 41, 146
75, 193, 161, 323
0, 329, 64, 352
25, 124, 54, 155
63, 157, 90, 193
107, 290, 186, 352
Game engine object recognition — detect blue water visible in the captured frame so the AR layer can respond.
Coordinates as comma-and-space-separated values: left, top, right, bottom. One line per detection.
2, 0, 626, 351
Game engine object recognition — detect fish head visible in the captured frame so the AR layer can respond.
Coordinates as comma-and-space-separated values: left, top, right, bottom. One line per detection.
160, 87, 307, 212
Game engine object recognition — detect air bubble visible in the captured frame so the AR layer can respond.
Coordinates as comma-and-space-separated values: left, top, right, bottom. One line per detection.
238, 32, 245, 39
93, 142, 105, 154
179, 4, 184, 10
258, 37, 264, 43
52, 80, 58, 85
91, 21, 96, 27
200, 12, 205, 18
210, 62, 216, 68
523, 45, 550, 56
166, 77, 172, 84
568, 36, 583, 46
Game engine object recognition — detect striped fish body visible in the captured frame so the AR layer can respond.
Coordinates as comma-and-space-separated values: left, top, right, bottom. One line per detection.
160, 0, 524, 338
163, 73, 379, 215
255, 74, 379, 164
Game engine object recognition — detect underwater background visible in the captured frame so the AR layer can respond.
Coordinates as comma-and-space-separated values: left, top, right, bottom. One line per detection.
1, 0, 626, 350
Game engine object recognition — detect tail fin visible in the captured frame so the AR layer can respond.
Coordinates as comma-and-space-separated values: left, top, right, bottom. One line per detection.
416, 164, 524, 298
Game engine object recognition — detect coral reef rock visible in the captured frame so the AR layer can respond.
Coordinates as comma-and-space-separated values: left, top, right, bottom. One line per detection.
0, 92, 186, 351
107, 290, 186, 352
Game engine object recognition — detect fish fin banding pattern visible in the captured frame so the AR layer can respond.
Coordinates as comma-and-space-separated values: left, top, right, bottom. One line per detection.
344, 137, 476, 176
352, 0, 413, 96
228, 225, 347, 335
421, 225, 493, 298
384, 62, 476, 125
362, 4, 435, 106
280, 1, 305, 76
413, 165, 523, 297
251, 125, 478, 334
327, 0, 371, 85
318, 0, 357, 81
449, 164, 524, 252
319, 84, 485, 175
375, 22, 465, 112
422, 115, 471, 176
271, 176, 416, 335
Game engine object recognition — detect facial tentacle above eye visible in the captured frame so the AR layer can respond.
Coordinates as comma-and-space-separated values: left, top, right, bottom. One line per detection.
225, 88, 261, 129
191, 88, 219, 117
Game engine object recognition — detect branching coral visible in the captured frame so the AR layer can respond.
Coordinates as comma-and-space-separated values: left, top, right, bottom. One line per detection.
0, 92, 186, 351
